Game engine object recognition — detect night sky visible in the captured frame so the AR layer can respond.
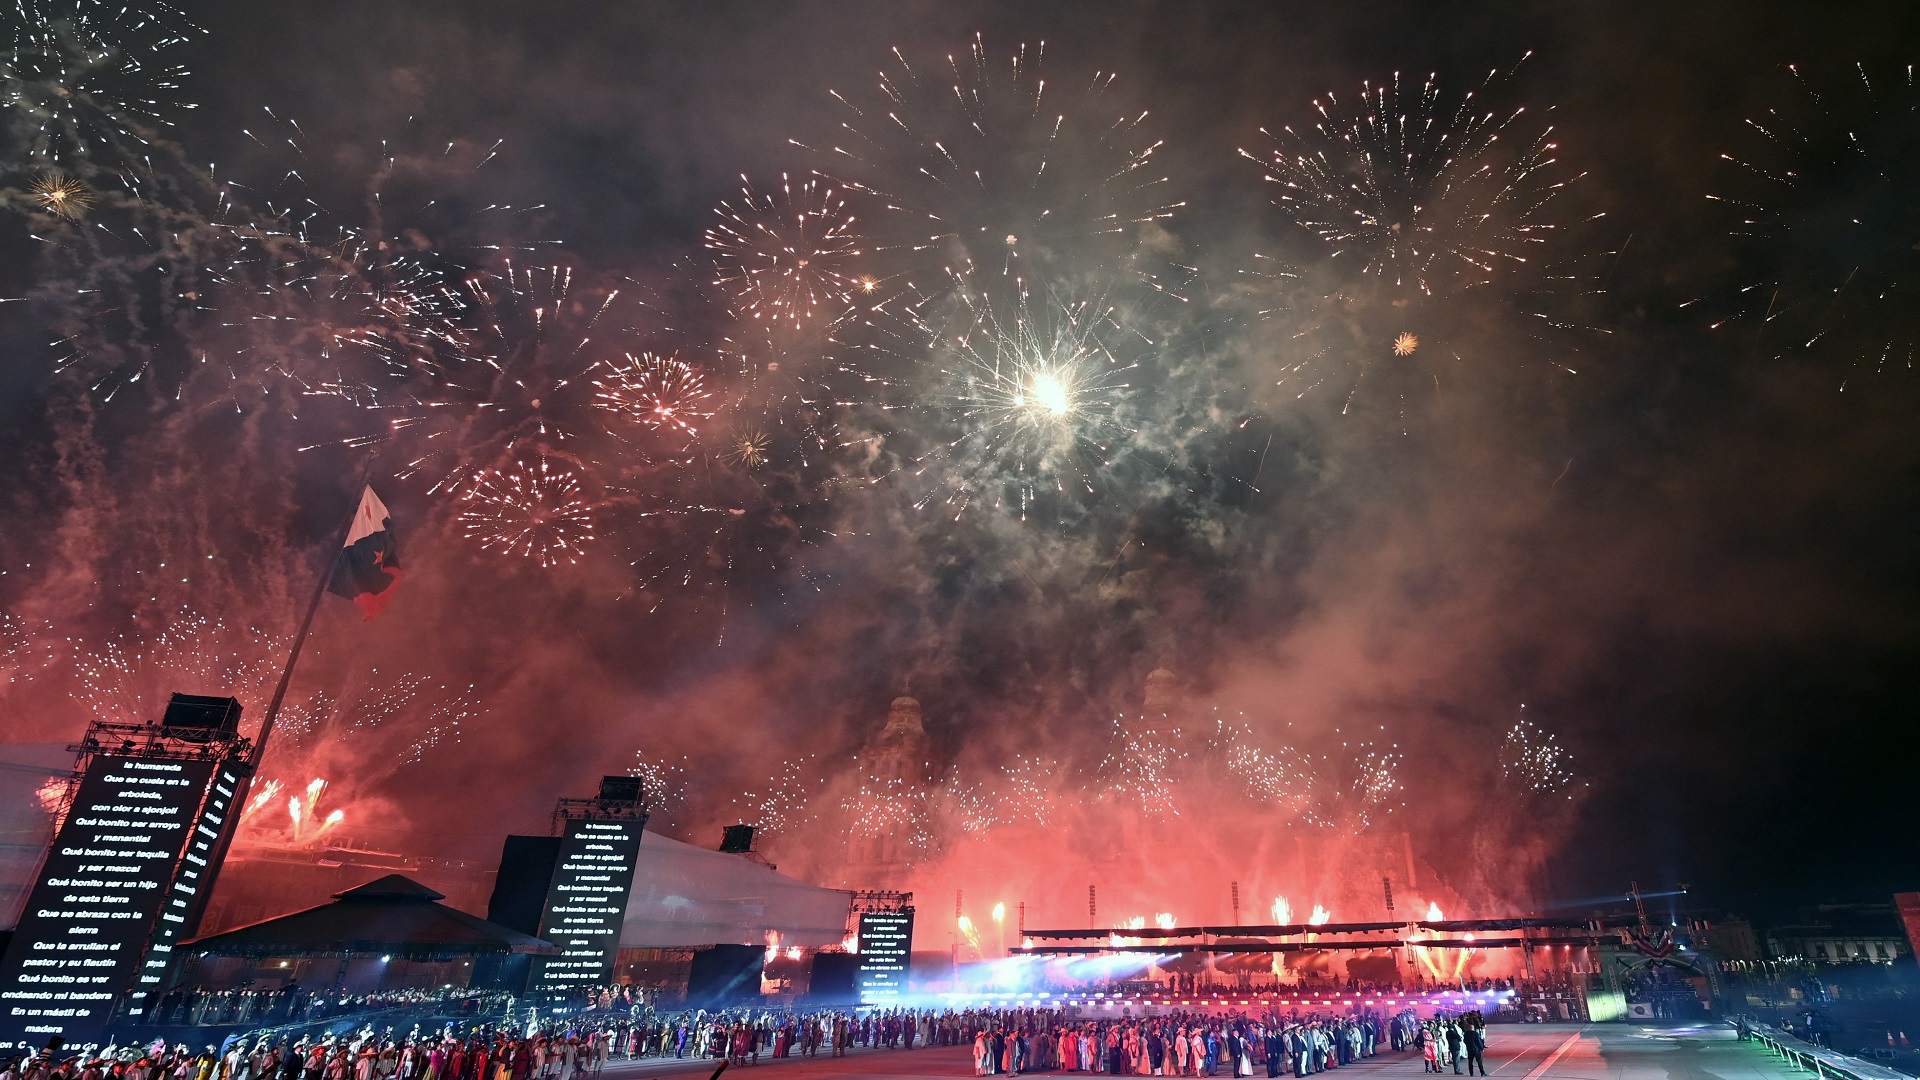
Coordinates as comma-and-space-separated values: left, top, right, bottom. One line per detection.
2, 0, 1917, 926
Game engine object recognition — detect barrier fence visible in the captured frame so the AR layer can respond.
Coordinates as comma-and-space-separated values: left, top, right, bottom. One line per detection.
1733, 1017, 1911, 1080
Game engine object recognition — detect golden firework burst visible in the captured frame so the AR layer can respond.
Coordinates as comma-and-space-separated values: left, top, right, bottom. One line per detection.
1392, 332, 1419, 356
30, 174, 91, 220
725, 430, 771, 469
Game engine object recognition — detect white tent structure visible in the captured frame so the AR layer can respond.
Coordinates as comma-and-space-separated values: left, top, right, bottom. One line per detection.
621, 830, 852, 948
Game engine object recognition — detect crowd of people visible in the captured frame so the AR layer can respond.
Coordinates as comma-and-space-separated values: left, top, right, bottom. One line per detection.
141, 988, 510, 1029
956, 1008, 1422, 1076
1411, 1015, 1489, 1076
6, 994, 1518, 1080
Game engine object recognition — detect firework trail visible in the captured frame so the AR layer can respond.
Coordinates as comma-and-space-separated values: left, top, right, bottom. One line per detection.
1697, 63, 1920, 388
1239, 56, 1601, 412
800, 34, 1182, 293
243, 776, 347, 846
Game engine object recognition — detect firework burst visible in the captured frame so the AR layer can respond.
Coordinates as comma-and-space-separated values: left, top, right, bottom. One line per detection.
402, 265, 669, 492
457, 452, 599, 568
993, 753, 1068, 827
68, 607, 478, 772
1239, 56, 1602, 411
892, 275, 1147, 521
27, 171, 89, 217
1499, 712, 1578, 800
1098, 718, 1187, 821
730, 754, 824, 838
1337, 740, 1405, 828
207, 224, 470, 423
305, 673, 479, 766
593, 351, 713, 439
802, 35, 1182, 289
1223, 738, 1318, 818
1699, 63, 1920, 387
722, 428, 772, 469
72, 609, 286, 725
1242, 58, 1568, 297
706, 173, 865, 337
196, 112, 557, 431
0, 611, 58, 688
628, 750, 690, 821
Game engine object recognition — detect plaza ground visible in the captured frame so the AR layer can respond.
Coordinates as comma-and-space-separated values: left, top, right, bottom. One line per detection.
594, 1021, 1818, 1080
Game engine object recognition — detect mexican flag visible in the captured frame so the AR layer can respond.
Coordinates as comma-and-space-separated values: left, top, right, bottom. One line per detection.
328, 486, 402, 618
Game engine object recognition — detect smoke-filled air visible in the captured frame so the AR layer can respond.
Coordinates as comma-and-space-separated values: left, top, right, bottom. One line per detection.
2, 0, 1916, 944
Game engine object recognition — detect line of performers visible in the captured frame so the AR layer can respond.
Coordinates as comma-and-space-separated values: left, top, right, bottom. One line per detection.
973, 1009, 1419, 1076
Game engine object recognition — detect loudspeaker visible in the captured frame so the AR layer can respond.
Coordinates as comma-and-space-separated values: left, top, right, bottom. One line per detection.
719, 824, 755, 854
486, 835, 562, 937
808, 952, 858, 1005
598, 776, 643, 805
687, 944, 764, 1007
161, 694, 242, 740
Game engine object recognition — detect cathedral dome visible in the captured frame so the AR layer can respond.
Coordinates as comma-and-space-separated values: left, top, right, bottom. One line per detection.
880, 696, 926, 740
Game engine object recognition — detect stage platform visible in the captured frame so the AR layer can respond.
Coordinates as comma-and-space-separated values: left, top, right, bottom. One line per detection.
594, 1022, 1828, 1080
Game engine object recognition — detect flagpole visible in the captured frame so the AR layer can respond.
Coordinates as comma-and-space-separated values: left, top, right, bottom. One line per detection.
252, 455, 379, 768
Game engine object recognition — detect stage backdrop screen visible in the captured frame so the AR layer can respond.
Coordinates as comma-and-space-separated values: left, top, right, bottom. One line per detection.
856, 910, 913, 1004
0, 755, 219, 1054
528, 818, 642, 1006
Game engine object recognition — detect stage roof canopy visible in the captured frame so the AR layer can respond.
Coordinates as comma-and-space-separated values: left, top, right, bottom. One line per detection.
621, 831, 854, 948
182, 874, 558, 960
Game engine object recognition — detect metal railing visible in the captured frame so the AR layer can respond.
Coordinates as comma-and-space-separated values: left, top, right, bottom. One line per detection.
1732, 1017, 1911, 1080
